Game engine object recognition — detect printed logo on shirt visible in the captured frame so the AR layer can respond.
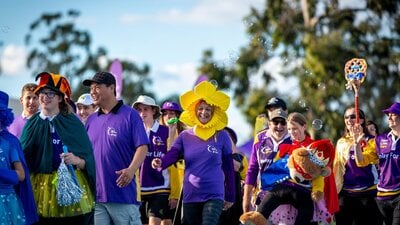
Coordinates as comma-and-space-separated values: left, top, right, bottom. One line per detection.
152, 136, 165, 146
107, 127, 117, 137
380, 139, 389, 150
261, 146, 272, 155
207, 144, 218, 154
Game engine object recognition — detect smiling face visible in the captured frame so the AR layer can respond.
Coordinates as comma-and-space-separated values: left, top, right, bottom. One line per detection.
387, 113, 400, 131
20, 90, 39, 117
268, 117, 288, 141
196, 101, 214, 124
77, 103, 96, 122
344, 107, 364, 134
288, 120, 306, 142
89, 83, 115, 109
38, 88, 62, 115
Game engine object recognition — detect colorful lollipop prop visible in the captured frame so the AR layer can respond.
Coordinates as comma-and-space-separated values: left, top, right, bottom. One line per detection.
344, 58, 367, 125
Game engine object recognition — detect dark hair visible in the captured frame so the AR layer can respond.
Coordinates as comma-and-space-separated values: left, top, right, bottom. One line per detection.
224, 127, 238, 145
367, 120, 379, 136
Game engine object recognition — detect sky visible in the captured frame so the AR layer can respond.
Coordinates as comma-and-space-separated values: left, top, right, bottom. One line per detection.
0, 0, 270, 144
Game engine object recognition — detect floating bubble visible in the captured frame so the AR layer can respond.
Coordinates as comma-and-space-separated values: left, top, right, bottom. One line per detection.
312, 119, 323, 130
210, 79, 218, 88
318, 83, 326, 91
304, 70, 313, 77
298, 99, 307, 108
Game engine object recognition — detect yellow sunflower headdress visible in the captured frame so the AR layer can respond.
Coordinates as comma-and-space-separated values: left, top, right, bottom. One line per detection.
179, 81, 230, 140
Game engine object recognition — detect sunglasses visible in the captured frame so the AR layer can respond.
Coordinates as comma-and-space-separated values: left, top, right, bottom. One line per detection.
344, 114, 357, 119
271, 119, 287, 126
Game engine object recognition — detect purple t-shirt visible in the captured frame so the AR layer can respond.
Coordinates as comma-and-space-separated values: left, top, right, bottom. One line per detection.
8, 115, 28, 139
140, 122, 170, 195
342, 135, 378, 194
85, 102, 149, 204
376, 132, 400, 192
245, 128, 291, 188
160, 129, 235, 203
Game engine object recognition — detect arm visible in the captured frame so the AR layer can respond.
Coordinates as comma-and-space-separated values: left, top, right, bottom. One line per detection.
354, 138, 379, 166
243, 184, 255, 213
116, 144, 148, 188
13, 161, 25, 181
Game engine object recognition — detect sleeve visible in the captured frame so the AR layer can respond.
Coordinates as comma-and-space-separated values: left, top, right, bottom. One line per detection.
356, 138, 379, 167
221, 132, 235, 202
161, 134, 184, 169
244, 136, 260, 185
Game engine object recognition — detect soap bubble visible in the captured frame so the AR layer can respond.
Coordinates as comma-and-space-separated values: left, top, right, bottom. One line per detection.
298, 99, 307, 108
210, 79, 218, 88
318, 83, 326, 91
312, 119, 323, 130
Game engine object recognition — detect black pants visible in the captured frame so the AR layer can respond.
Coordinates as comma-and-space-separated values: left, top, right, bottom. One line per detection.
257, 184, 315, 225
335, 192, 382, 225
219, 172, 243, 225
376, 195, 400, 225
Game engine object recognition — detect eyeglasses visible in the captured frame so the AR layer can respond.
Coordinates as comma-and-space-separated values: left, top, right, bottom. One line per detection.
344, 114, 356, 120
271, 119, 286, 126
39, 91, 57, 98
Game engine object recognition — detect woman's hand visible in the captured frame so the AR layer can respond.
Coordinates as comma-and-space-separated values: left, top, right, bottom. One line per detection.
223, 201, 234, 211
350, 124, 365, 145
61, 152, 85, 169
152, 158, 162, 169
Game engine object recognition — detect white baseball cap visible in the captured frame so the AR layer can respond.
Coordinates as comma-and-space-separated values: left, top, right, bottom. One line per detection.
77, 93, 94, 106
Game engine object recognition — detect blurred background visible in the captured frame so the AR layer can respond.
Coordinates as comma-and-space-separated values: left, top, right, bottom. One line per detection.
0, 0, 399, 154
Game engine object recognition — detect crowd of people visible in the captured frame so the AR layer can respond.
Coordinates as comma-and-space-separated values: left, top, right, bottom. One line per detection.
0, 70, 399, 225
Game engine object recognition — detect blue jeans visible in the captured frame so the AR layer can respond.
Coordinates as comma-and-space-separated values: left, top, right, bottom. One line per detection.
95, 203, 141, 225
182, 199, 223, 225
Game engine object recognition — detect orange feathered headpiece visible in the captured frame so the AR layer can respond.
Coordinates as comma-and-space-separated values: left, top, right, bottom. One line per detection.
179, 81, 230, 140
34, 72, 72, 101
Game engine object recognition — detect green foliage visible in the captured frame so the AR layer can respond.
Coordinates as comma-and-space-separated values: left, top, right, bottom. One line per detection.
198, 0, 400, 141
25, 9, 153, 104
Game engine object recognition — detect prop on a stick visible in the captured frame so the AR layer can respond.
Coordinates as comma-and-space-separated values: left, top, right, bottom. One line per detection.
344, 58, 367, 125
56, 145, 84, 206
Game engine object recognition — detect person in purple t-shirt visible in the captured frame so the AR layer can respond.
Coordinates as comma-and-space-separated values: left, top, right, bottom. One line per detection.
152, 81, 235, 225
83, 72, 149, 225
333, 107, 381, 225
8, 83, 39, 139
132, 95, 170, 225
354, 102, 400, 225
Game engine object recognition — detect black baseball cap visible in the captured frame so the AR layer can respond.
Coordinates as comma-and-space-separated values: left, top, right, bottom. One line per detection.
265, 97, 287, 111
83, 71, 116, 86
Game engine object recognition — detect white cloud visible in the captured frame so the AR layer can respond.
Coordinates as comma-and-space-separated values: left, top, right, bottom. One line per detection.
0, 44, 27, 75
119, 0, 264, 26
250, 57, 300, 97
152, 62, 198, 99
